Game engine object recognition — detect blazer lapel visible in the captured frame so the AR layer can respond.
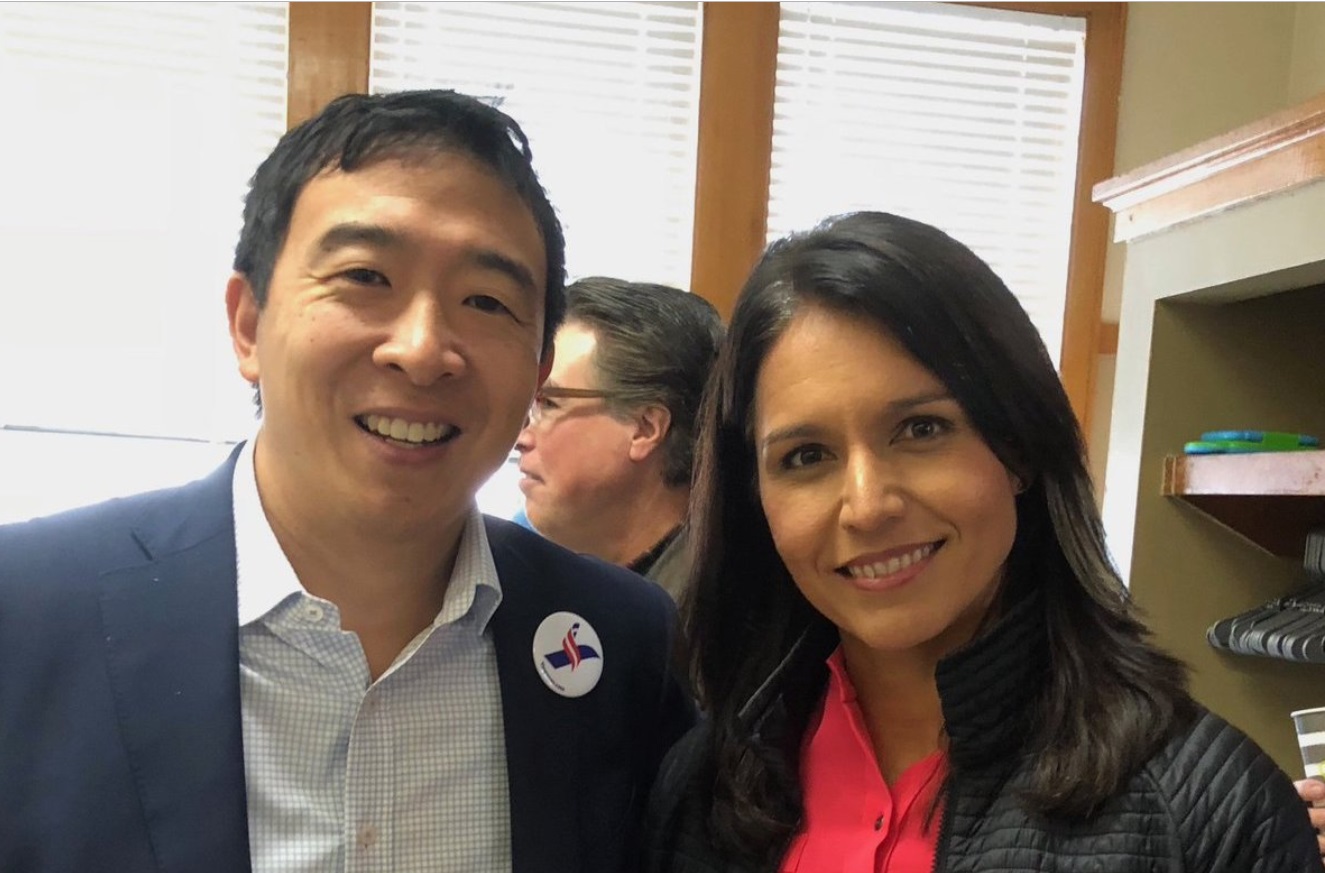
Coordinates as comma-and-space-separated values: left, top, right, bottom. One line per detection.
98, 456, 251, 873
488, 520, 583, 873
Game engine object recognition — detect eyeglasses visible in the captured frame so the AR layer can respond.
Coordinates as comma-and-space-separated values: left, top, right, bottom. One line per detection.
526, 386, 621, 426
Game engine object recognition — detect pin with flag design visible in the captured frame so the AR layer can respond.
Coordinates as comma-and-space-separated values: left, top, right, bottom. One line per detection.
532, 612, 604, 697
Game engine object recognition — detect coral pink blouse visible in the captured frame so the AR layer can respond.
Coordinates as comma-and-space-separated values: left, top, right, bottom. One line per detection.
781, 650, 946, 873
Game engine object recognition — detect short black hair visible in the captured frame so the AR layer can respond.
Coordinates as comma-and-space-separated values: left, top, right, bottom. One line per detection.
564, 277, 723, 487
233, 89, 566, 360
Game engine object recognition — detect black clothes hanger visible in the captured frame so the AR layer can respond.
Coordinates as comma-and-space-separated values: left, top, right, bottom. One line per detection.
1207, 529, 1325, 663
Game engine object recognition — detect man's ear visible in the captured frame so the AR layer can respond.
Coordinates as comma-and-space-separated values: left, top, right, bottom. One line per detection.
226, 272, 261, 385
628, 404, 672, 463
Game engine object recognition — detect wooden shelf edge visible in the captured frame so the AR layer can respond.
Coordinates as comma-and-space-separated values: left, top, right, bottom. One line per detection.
1162, 450, 1325, 497
1093, 91, 1325, 242
1094, 90, 1325, 207
1162, 451, 1325, 558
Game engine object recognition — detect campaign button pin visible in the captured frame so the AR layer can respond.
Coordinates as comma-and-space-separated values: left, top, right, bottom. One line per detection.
533, 611, 603, 698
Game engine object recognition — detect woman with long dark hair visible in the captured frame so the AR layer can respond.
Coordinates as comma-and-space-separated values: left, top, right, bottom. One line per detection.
644, 212, 1317, 872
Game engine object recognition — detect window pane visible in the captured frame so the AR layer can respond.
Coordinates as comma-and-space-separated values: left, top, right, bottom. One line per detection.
767, 2, 1086, 364
0, 2, 287, 519
0, 1, 288, 442
0, 429, 238, 524
370, 1, 702, 290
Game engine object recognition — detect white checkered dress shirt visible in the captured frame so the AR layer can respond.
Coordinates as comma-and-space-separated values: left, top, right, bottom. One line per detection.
232, 439, 511, 873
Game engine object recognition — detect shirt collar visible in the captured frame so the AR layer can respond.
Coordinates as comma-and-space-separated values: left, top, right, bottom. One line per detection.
437, 501, 503, 635
626, 525, 683, 576
232, 434, 503, 631
824, 646, 857, 705
233, 437, 301, 626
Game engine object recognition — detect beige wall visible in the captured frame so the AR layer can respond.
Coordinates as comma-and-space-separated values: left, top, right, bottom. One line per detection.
1099, 2, 1325, 573
1288, 2, 1325, 103
1089, 2, 1312, 506
1103, 181, 1325, 771
1097, 5, 1325, 768
1102, 1, 1297, 324
1113, 3, 1295, 176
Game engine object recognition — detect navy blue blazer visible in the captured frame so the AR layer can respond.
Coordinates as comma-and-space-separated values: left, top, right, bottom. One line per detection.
0, 452, 696, 873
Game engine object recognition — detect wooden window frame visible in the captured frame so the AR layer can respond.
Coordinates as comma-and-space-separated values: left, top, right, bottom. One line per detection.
287, 2, 371, 129
686, 2, 1126, 442
986, 3, 1127, 441
688, 3, 781, 317
286, 0, 1125, 439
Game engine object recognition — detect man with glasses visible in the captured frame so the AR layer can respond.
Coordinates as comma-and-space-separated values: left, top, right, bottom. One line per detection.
515, 277, 723, 600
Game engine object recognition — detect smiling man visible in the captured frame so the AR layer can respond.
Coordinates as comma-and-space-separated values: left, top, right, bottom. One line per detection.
0, 91, 694, 873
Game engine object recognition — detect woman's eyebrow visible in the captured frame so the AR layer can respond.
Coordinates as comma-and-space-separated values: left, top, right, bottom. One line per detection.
756, 390, 954, 452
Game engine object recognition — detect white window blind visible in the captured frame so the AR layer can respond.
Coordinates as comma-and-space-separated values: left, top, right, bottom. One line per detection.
767, 2, 1086, 365
0, 2, 288, 522
369, 2, 702, 292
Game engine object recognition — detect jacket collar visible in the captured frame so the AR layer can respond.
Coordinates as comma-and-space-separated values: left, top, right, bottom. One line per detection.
627, 525, 684, 576
98, 447, 251, 873
740, 589, 1048, 770
486, 517, 584, 873
935, 589, 1048, 769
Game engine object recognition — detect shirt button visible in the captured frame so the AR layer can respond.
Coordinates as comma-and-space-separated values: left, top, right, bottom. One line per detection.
356, 824, 378, 850
302, 603, 324, 623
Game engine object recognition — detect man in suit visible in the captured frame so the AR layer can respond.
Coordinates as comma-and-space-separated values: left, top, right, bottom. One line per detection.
0, 90, 694, 873
514, 278, 722, 601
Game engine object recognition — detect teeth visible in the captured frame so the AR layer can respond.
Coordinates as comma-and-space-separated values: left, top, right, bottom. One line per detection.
846, 543, 937, 579
361, 414, 453, 445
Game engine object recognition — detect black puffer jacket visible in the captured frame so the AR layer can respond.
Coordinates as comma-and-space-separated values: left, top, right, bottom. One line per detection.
644, 595, 1319, 873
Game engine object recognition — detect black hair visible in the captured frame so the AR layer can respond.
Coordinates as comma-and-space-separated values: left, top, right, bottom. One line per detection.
685, 211, 1194, 866
564, 277, 724, 487
233, 89, 566, 360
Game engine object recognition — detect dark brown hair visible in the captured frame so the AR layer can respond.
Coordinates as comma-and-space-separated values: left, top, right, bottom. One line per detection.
684, 212, 1194, 867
